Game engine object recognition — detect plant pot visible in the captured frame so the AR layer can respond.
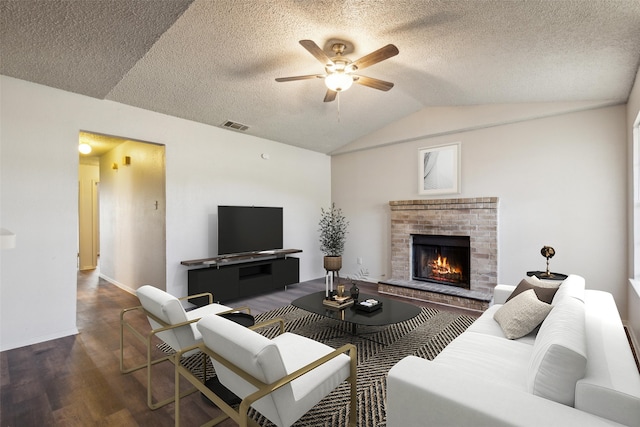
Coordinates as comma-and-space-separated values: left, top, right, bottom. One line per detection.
323, 256, 342, 272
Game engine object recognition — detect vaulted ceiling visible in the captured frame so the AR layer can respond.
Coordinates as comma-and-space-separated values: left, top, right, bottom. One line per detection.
2, 0, 639, 154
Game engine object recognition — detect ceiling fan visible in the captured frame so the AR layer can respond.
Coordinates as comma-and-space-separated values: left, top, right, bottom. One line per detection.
276, 40, 399, 102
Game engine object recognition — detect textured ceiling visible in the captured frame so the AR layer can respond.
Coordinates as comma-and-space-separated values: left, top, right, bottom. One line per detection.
2, 0, 639, 154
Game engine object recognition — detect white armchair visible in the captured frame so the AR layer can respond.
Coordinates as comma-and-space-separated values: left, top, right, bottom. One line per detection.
174, 314, 357, 427
120, 285, 250, 409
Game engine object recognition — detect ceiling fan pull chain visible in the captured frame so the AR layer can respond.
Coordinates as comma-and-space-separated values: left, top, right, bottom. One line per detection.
337, 91, 341, 122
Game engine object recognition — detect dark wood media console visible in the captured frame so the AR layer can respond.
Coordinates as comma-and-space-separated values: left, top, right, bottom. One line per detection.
181, 249, 302, 306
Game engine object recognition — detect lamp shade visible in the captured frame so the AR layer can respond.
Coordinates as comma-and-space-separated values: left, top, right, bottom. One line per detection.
325, 72, 353, 92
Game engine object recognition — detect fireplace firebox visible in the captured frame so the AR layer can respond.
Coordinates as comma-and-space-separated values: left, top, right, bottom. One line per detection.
411, 234, 470, 289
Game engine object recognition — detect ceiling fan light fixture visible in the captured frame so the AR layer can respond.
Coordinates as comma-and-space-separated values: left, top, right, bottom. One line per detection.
276, 39, 398, 102
325, 72, 353, 92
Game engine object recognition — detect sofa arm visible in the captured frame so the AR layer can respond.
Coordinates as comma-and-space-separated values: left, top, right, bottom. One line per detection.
492, 284, 515, 305
387, 356, 624, 427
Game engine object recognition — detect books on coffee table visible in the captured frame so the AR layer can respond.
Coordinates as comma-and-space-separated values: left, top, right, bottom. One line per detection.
322, 296, 354, 309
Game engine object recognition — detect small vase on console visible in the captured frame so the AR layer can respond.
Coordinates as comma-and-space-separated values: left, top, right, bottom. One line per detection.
350, 282, 359, 302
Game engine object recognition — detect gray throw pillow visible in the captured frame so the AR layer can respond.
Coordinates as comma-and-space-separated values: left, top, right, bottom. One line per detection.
494, 289, 553, 339
506, 278, 559, 304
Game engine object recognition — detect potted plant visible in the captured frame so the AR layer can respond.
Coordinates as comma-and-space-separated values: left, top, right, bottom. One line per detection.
318, 203, 348, 272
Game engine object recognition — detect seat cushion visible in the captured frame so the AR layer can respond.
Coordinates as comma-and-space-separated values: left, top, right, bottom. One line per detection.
527, 297, 587, 406
434, 332, 533, 392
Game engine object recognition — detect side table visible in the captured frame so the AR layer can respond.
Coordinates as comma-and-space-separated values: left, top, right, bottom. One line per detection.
526, 271, 568, 281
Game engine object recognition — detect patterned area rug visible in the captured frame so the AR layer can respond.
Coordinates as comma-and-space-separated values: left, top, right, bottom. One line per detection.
175, 304, 476, 427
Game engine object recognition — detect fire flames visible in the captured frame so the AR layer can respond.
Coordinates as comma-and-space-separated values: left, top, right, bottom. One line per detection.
430, 255, 462, 281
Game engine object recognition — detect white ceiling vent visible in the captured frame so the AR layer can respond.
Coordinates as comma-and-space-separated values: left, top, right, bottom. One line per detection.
221, 120, 249, 132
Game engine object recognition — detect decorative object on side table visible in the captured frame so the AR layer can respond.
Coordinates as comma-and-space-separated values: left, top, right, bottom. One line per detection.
540, 245, 556, 278
526, 245, 567, 281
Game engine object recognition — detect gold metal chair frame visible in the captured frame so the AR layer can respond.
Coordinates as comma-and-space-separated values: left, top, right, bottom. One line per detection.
119, 291, 251, 410
174, 318, 357, 427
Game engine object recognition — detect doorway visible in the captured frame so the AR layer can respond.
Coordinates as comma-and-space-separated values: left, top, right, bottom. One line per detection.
78, 131, 167, 291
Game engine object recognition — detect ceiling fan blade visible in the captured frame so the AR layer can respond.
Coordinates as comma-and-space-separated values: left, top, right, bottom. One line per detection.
353, 75, 394, 91
299, 40, 334, 67
350, 44, 399, 71
275, 74, 325, 82
324, 89, 337, 102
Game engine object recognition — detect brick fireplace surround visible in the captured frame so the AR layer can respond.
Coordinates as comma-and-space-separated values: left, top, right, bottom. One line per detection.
378, 197, 498, 312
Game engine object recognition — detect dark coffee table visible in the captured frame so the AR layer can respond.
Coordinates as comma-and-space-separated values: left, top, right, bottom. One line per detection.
291, 291, 421, 335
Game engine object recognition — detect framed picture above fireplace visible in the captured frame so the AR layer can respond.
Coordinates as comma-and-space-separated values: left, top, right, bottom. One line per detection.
418, 143, 461, 195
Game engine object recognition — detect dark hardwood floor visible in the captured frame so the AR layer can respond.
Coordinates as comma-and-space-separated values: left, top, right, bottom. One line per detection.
0, 268, 474, 426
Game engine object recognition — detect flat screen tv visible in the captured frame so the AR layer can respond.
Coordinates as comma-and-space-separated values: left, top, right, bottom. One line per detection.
217, 205, 283, 255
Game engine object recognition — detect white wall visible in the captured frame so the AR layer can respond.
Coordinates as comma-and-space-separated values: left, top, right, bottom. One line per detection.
99, 140, 166, 292
164, 117, 331, 297
1, 80, 80, 350
0, 76, 330, 351
626, 68, 640, 346
331, 104, 629, 319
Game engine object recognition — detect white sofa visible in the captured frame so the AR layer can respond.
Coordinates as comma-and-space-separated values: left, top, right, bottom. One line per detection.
387, 275, 640, 426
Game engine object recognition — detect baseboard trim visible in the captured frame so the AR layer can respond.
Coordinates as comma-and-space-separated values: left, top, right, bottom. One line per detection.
0, 327, 79, 352
98, 273, 136, 295
623, 322, 640, 374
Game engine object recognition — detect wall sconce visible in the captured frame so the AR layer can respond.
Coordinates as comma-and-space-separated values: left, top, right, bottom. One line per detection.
122, 156, 131, 166
112, 162, 118, 170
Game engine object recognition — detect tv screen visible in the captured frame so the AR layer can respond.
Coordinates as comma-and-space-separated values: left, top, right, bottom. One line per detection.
217, 206, 283, 255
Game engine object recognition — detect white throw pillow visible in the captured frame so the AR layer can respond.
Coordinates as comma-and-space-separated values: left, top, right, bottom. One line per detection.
525, 274, 562, 289
494, 289, 553, 339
